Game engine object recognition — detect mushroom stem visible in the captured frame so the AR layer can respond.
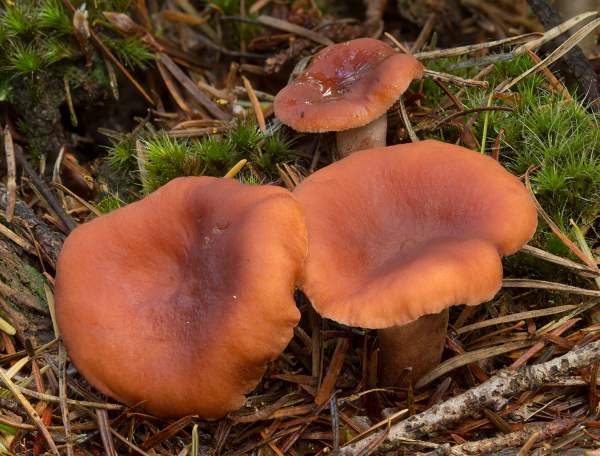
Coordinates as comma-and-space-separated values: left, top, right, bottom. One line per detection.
335, 115, 387, 157
378, 309, 449, 387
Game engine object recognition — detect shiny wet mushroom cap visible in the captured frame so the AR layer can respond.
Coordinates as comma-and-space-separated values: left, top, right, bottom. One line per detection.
274, 38, 423, 156
55, 177, 307, 418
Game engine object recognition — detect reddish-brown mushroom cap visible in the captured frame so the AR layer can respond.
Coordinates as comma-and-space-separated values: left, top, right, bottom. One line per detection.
294, 140, 537, 329
55, 177, 307, 418
274, 38, 423, 132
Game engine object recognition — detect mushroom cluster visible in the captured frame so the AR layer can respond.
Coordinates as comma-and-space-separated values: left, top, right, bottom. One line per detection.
54, 38, 538, 419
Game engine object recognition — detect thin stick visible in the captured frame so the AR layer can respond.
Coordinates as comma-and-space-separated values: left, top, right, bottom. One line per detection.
0, 368, 60, 456
414, 33, 540, 60
111, 429, 153, 456
13, 146, 76, 232
423, 69, 489, 88
96, 409, 117, 456
517, 431, 542, 456
0, 223, 35, 255
3, 126, 16, 222
242, 76, 267, 133
499, 18, 600, 92
158, 53, 230, 120
340, 340, 600, 454
257, 15, 333, 46
503, 278, 600, 297
58, 343, 74, 456
397, 97, 418, 142
18, 386, 124, 410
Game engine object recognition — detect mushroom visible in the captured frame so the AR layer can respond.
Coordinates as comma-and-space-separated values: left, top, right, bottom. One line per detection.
274, 38, 423, 157
55, 176, 307, 418
293, 140, 537, 386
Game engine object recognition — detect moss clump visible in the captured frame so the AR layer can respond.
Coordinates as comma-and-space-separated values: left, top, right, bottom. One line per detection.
97, 194, 125, 213
106, 121, 294, 193
423, 54, 600, 251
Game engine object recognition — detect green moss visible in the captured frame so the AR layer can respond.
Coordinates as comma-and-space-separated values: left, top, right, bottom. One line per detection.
7, 42, 44, 74
422, 53, 600, 253
43, 37, 75, 64
97, 194, 125, 213
107, 136, 138, 176
38, 0, 72, 34
0, 0, 156, 91
103, 36, 155, 70
254, 132, 293, 172
108, 120, 297, 193
1, 4, 36, 37
142, 135, 206, 192
22, 265, 48, 306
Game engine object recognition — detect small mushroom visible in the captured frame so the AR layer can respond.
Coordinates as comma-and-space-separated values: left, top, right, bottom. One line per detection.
55, 177, 307, 418
274, 38, 423, 157
293, 140, 537, 386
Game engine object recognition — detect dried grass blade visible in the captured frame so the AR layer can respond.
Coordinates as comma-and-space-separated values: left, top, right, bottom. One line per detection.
315, 338, 350, 406
5, 356, 29, 379
511, 319, 578, 369
503, 278, 600, 297
230, 394, 292, 423
0, 223, 35, 255
19, 386, 123, 409
3, 126, 16, 223
414, 33, 539, 60
355, 420, 390, 456
457, 304, 578, 335
167, 127, 229, 137
157, 60, 194, 114
224, 159, 248, 178
58, 343, 73, 456
521, 245, 598, 275
242, 76, 267, 133
514, 11, 599, 54
140, 415, 194, 450
0, 314, 15, 336
257, 15, 333, 46
344, 409, 408, 446
416, 340, 535, 388
158, 53, 231, 120
398, 96, 418, 142
96, 409, 117, 456
51, 182, 102, 217
90, 30, 153, 105
500, 18, 600, 92
571, 221, 600, 289
44, 284, 60, 338
0, 368, 59, 455
111, 429, 152, 456
423, 69, 489, 87
524, 169, 599, 270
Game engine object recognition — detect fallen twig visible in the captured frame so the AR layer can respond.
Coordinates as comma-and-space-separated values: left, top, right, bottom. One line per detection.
257, 15, 333, 46
427, 418, 577, 455
13, 146, 76, 233
3, 126, 16, 223
340, 340, 600, 454
526, 1, 600, 111
0, 184, 64, 265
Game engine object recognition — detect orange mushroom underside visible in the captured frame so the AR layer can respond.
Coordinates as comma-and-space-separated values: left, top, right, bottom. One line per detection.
294, 140, 538, 329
